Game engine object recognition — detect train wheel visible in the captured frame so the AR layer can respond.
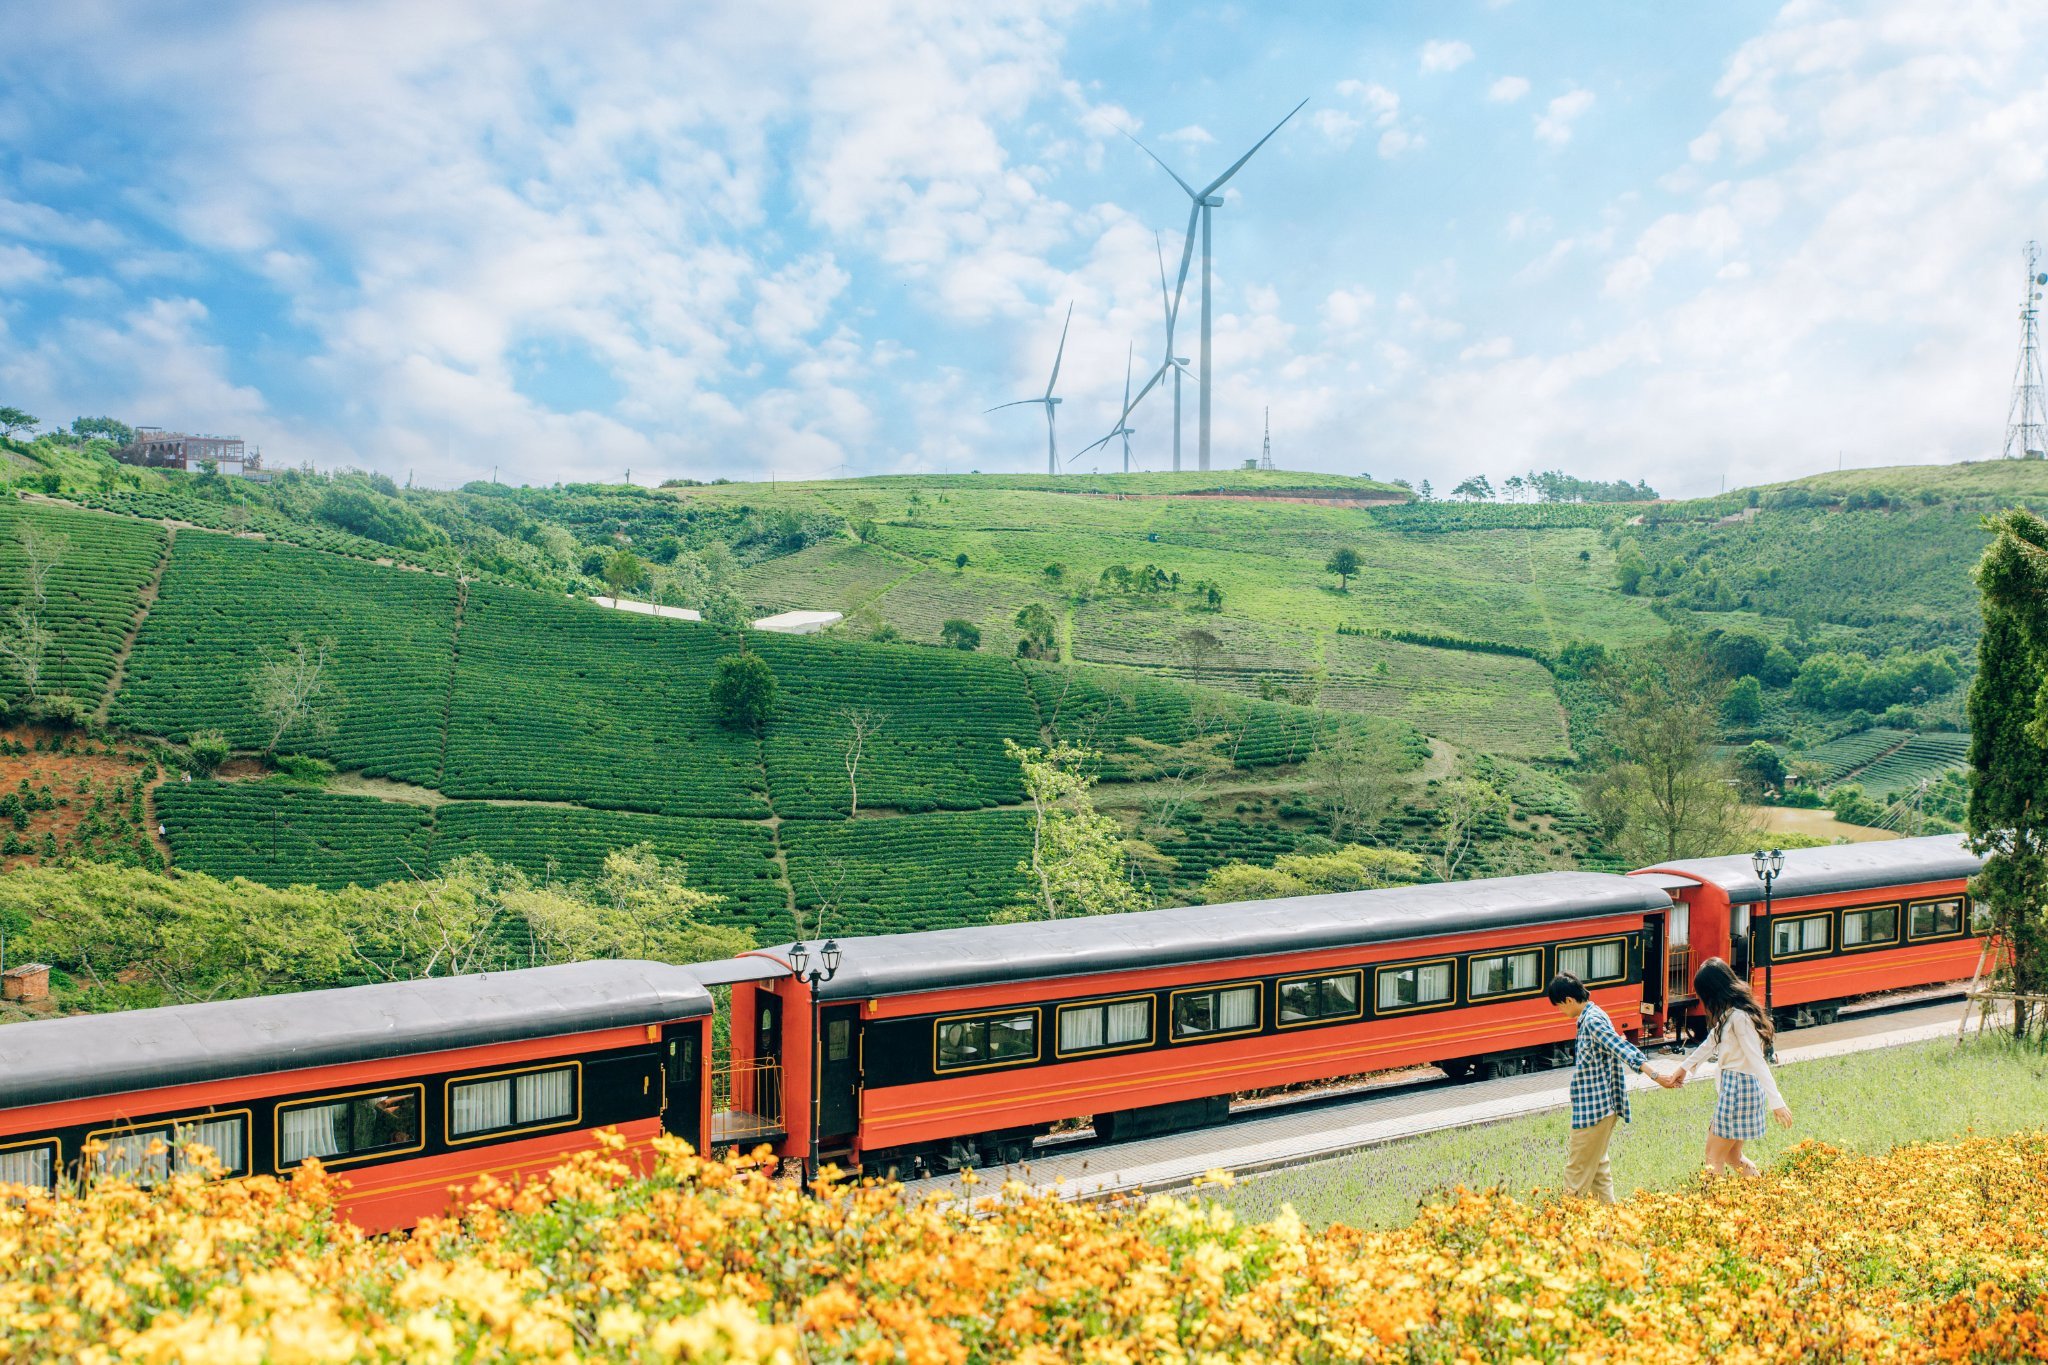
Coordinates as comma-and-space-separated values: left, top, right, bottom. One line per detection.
1438, 1059, 1478, 1083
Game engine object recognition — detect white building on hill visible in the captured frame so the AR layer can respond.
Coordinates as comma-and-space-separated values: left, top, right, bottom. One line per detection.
751, 610, 842, 635
590, 595, 702, 622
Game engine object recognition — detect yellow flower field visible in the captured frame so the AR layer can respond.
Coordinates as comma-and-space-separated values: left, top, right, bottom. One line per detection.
4, 1130, 2045, 1363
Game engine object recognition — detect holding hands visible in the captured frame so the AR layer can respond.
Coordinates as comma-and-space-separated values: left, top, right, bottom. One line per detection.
1648, 1066, 1682, 1089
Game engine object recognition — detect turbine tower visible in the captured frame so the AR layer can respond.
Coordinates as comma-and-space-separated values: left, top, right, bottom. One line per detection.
1077, 344, 1140, 473
1127, 98, 1306, 471
987, 302, 1073, 475
1085, 232, 1196, 473
2004, 241, 2048, 460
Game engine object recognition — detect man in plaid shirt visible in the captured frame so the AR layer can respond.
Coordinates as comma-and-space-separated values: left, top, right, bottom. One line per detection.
1547, 971, 1677, 1202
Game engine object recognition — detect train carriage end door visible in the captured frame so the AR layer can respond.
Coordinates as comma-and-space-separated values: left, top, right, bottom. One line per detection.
818, 1004, 861, 1143
662, 1023, 703, 1150
1641, 915, 1666, 1009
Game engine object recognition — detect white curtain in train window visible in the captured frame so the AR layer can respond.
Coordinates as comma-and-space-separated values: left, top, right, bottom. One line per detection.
100, 1130, 170, 1186
1842, 906, 1897, 947
0, 1145, 53, 1190
451, 1078, 513, 1136
1106, 1000, 1149, 1044
516, 1069, 574, 1124
174, 1117, 245, 1175
1060, 1006, 1105, 1052
280, 1103, 346, 1164
1217, 986, 1256, 1030
1774, 917, 1829, 956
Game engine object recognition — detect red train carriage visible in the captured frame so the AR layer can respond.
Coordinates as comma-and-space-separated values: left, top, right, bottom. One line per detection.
1633, 834, 1986, 1033
740, 871, 1677, 1175
0, 960, 712, 1233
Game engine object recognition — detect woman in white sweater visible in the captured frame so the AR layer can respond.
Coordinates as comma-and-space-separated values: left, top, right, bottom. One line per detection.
1673, 957, 1793, 1176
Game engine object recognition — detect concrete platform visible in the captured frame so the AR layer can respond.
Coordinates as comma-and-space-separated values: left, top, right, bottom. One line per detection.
898, 996, 1976, 1203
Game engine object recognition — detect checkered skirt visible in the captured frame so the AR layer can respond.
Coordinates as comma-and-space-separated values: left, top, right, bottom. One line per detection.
1711, 1069, 1767, 1140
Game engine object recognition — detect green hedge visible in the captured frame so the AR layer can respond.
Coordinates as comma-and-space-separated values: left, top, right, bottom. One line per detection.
0, 501, 165, 709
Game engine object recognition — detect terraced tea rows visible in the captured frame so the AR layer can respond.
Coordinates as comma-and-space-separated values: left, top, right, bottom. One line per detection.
111, 535, 457, 784
0, 502, 165, 708
431, 804, 785, 937
1853, 733, 1972, 798
156, 782, 435, 888
780, 810, 1035, 934
753, 634, 1039, 816
442, 586, 767, 817
1801, 729, 1910, 783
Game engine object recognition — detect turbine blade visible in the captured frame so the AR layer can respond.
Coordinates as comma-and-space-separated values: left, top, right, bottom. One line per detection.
1045, 300, 1073, 396
1170, 202, 1199, 322
1120, 365, 1167, 420
1124, 342, 1134, 406
1076, 429, 1117, 457
1155, 232, 1174, 333
985, 398, 1046, 413
1124, 129, 1201, 201
1201, 97, 1309, 197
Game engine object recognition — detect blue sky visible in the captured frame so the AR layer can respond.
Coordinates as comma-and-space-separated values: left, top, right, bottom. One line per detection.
3, 1, 2046, 494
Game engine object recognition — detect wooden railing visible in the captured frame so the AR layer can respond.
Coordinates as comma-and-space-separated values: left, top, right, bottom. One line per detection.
1666, 944, 1694, 1000
710, 1058, 784, 1143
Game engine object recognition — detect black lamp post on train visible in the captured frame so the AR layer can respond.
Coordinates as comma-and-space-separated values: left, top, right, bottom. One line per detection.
787, 939, 840, 1193
1750, 848, 1784, 1060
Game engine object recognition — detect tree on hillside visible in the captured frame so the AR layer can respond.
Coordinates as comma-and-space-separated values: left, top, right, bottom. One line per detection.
1325, 547, 1362, 592
1043, 563, 1065, 586
1723, 675, 1765, 725
710, 653, 778, 734
601, 548, 645, 597
255, 634, 340, 754
0, 408, 39, 440
1014, 602, 1059, 660
1002, 739, 1150, 921
1733, 740, 1787, 800
1431, 775, 1508, 881
18, 523, 66, 610
1174, 628, 1223, 681
1451, 475, 1495, 502
1967, 507, 2048, 1039
939, 618, 981, 651
70, 416, 134, 446
1302, 723, 1411, 844
1198, 842, 1428, 903
1580, 642, 1757, 865
0, 609, 52, 706
838, 706, 888, 817
953, 552, 970, 570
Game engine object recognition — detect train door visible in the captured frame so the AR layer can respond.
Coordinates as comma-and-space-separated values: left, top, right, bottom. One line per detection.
662, 1023, 703, 1149
817, 1004, 861, 1151
1641, 915, 1666, 1011
1731, 904, 1754, 979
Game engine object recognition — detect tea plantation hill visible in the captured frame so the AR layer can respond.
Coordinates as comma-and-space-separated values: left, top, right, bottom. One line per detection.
0, 495, 1611, 944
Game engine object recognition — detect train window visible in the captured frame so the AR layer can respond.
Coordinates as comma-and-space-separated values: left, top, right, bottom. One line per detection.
1171, 985, 1260, 1040
826, 1018, 853, 1063
1911, 898, 1965, 940
1056, 998, 1152, 1055
1771, 914, 1831, 959
1277, 972, 1363, 1025
173, 1115, 248, 1176
935, 1010, 1040, 1070
448, 1065, 579, 1142
1469, 949, 1543, 1000
1556, 940, 1626, 984
1375, 961, 1454, 1012
1841, 905, 1900, 949
0, 1139, 57, 1192
91, 1129, 171, 1186
278, 1086, 423, 1168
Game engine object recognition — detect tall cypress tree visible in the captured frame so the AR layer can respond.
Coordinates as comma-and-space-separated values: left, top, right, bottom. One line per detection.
1967, 508, 2048, 1038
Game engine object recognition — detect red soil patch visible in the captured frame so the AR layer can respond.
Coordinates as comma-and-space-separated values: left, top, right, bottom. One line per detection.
0, 727, 167, 870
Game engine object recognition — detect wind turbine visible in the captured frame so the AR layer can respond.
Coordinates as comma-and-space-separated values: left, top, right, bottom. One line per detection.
1126, 99, 1307, 471
1096, 231, 1194, 470
1077, 344, 1140, 473
986, 302, 1073, 475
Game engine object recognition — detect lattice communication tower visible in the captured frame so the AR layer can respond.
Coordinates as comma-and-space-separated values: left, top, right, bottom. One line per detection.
2003, 241, 2048, 459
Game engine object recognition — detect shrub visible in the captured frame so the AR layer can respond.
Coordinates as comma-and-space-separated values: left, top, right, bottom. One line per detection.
186, 729, 232, 776
710, 653, 778, 734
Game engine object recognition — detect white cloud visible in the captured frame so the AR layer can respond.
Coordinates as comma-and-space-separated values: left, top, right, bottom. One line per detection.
1311, 109, 1363, 146
1459, 336, 1512, 361
1161, 125, 1214, 146
1331, 80, 1418, 158
1487, 75, 1531, 103
1534, 89, 1596, 146
1419, 40, 1474, 74
1378, 127, 1424, 159
1321, 287, 1375, 335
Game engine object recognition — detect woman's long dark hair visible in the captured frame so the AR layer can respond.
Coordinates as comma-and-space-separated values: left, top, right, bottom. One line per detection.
1692, 956, 1774, 1048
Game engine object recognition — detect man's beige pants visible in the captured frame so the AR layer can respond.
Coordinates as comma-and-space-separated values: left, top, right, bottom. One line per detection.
1564, 1114, 1619, 1203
